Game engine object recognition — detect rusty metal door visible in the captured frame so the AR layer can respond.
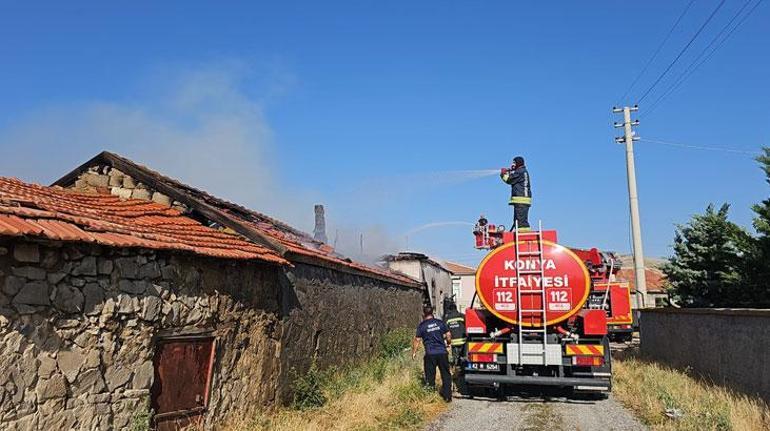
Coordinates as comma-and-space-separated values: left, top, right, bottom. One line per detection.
151, 336, 216, 431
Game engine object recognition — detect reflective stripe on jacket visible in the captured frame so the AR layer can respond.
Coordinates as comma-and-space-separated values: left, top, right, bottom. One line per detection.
501, 166, 532, 205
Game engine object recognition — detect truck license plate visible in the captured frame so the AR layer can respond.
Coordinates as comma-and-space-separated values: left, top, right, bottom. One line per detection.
466, 362, 500, 372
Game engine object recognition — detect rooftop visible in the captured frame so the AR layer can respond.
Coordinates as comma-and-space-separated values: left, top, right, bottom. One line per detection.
54, 152, 419, 287
0, 177, 287, 264
443, 261, 476, 276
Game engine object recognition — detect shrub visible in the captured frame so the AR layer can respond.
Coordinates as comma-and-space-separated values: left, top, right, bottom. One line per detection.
379, 327, 413, 358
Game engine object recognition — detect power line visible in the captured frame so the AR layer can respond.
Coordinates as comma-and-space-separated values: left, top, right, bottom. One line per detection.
644, 0, 764, 117
639, 137, 758, 155
637, 0, 727, 104
617, 0, 696, 105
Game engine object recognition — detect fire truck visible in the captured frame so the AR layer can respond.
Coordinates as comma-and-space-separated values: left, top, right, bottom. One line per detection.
458, 218, 634, 396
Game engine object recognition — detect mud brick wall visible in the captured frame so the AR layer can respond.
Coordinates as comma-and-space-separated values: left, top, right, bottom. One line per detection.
0, 238, 282, 430
640, 308, 770, 403
277, 263, 422, 401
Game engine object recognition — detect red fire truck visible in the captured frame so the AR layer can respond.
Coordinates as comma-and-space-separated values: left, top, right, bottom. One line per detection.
460, 218, 634, 396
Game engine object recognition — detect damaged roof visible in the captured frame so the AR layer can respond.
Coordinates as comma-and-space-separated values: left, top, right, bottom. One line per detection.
53, 152, 420, 287
0, 177, 288, 264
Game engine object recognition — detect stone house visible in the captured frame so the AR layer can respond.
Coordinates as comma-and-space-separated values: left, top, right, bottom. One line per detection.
1, 155, 422, 430
382, 252, 452, 317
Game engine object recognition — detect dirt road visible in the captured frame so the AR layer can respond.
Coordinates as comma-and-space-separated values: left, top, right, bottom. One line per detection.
425, 393, 646, 431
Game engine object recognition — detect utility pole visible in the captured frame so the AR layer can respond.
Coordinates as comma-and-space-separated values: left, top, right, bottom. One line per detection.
613, 105, 648, 308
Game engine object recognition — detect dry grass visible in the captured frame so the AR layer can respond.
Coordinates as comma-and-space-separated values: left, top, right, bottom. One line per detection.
223, 353, 447, 431
613, 351, 770, 431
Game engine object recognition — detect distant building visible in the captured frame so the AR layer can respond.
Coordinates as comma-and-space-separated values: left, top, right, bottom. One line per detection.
383, 252, 453, 317
444, 261, 476, 313
616, 256, 669, 308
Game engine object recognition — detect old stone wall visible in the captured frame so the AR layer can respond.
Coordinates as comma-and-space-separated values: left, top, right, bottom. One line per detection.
640, 308, 770, 402
277, 263, 422, 402
0, 238, 282, 430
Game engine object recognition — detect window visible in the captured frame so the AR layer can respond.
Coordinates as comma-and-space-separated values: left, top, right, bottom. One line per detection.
151, 336, 216, 431
452, 277, 461, 300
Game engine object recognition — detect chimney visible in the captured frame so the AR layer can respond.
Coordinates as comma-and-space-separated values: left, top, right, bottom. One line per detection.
313, 204, 328, 243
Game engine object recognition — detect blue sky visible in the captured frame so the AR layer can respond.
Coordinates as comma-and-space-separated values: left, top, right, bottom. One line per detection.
0, 1, 768, 265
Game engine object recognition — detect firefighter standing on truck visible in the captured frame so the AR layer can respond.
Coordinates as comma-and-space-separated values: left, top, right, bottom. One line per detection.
500, 156, 532, 230
442, 296, 466, 364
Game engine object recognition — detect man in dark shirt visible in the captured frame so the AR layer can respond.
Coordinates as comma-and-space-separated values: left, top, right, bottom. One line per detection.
412, 305, 452, 402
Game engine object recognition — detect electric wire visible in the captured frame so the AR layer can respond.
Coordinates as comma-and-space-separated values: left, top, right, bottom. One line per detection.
639, 137, 757, 155
636, 0, 727, 104
617, 0, 696, 105
644, 0, 764, 118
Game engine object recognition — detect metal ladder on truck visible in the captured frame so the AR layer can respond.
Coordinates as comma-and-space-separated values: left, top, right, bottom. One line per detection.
514, 220, 551, 365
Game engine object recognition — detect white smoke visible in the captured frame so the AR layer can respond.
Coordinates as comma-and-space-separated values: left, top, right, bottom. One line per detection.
0, 64, 491, 264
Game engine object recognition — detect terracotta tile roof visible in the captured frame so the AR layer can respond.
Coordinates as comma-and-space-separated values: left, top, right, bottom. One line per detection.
0, 177, 287, 264
53, 152, 419, 287
616, 267, 668, 293
444, 261, 476, 276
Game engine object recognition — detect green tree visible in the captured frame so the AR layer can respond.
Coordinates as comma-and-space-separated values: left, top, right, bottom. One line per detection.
662, 204, 753, 307
747, 147, 770, 306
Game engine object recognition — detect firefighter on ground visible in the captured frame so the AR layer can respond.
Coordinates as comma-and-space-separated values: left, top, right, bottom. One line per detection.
500, 156, 532, 230
442, 296, 466, 365
412, 305, 452, 402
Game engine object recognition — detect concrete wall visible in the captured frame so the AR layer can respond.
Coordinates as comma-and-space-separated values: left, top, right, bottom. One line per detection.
386, 259, 451, 316
640, 308, 770, 402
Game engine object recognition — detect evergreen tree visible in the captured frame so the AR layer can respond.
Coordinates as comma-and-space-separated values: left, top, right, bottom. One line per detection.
662, 204, 753, 307
747, 147, 770, 307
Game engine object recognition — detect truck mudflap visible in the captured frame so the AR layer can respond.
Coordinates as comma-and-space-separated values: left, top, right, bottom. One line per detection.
463, 373, 611, 389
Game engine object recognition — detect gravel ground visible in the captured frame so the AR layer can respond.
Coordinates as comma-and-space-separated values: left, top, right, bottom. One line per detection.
425, 392, 647, 431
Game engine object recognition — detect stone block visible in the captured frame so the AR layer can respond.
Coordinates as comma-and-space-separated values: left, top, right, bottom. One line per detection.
57, 350, 84, 383
52, 285, 84, 313
36, 374, 67, 401
97, 258, 113, 275
139, 262, 161, 279
110, 187, 133, 199
131, 188, 151, 200
40, 250, 59, 269
12, 281, 50, 306
72, 256, 97, 276
3, 276, 23, 296
71, 368, 106, 395
47, 272, 67, 285
118, 280, 146, 295
151, 192, 172, 207
140, 296, 162, 322
122, 176, 136, 189
116, 294, 133, 314
115, 257, 139, 279
131, 361, 154, 389
13, 244, 40, 263
83, 283, 104, 316
108, 173, 123, 187
84, 173, 109, 188
104, 367, 132, 391
11, 266, 46, 280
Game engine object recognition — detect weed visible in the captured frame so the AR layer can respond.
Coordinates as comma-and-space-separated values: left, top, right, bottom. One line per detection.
613, 351, 770, 431
379, 327, 412, 358
291, 362, 328, 410
129, 402, 153, 431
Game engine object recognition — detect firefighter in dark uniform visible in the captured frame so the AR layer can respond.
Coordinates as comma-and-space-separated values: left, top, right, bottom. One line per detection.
500, 156, 532, 231
442, 296, 466, 364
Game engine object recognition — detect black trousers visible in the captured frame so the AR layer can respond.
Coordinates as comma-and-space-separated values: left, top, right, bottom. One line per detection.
513, 203, 530, 229
424, 353, 452, 401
